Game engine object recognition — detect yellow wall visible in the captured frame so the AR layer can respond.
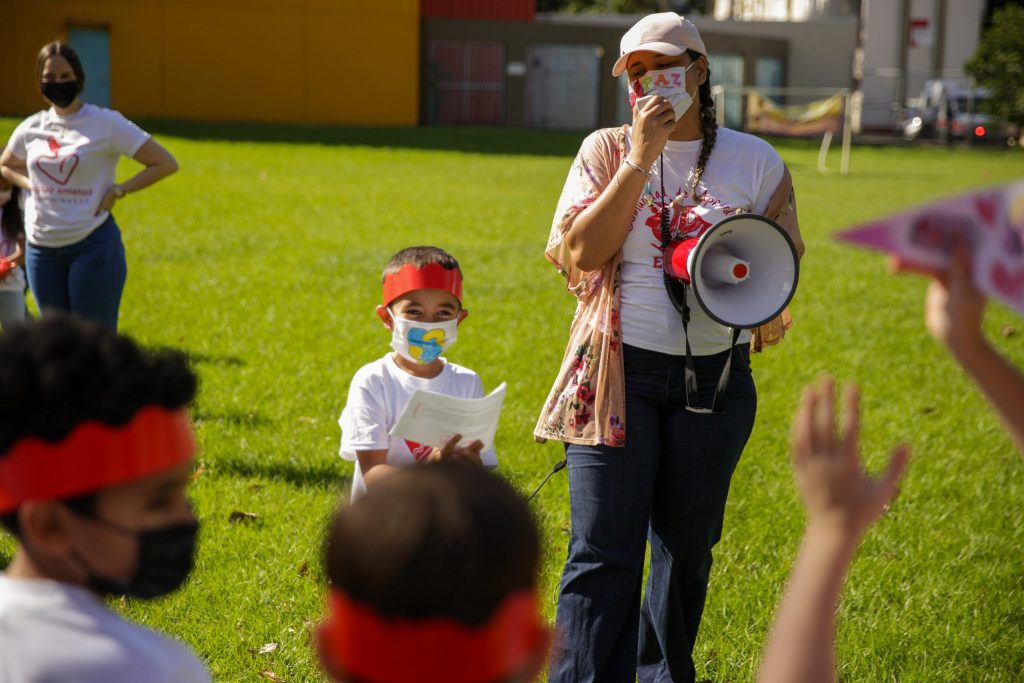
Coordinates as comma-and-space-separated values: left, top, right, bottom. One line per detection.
0, 0, 419, 125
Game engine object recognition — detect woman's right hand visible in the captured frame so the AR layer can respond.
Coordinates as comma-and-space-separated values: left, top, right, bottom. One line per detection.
629, 96, 676, 169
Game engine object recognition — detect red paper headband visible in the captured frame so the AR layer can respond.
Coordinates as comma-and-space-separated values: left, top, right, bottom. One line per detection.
0, 406, 196, 513
319, 588, 547, 683
382, 262, 463, 307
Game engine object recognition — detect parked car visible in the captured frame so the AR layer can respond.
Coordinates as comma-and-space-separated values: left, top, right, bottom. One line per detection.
900, 79, 1018, 145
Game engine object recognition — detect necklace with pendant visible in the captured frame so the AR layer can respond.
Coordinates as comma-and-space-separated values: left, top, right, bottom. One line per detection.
665, 140, 703, 219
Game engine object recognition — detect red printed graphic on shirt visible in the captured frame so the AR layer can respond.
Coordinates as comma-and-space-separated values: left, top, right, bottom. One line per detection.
632, 188, 743, 268
405, 440, 434, 462
34, 136, 79, 186
643, 200, 713, 243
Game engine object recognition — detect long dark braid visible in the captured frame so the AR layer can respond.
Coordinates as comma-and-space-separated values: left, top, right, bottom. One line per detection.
688, 49, 718, 192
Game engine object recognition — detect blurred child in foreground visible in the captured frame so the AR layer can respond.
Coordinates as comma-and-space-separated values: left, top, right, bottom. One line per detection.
0, 315, 208, 682
756, 376, 909, 683
317, 462, 551, 683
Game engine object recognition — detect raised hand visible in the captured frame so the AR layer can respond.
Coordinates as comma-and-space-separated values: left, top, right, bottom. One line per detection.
791, 375, 910, 538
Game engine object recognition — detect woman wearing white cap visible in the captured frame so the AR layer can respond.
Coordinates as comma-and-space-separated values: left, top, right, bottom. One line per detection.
535, 12, 803, 683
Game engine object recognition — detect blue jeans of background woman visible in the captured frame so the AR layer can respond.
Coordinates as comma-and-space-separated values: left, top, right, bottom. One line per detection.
549, 343, 757, 683
25, 215, 127, 330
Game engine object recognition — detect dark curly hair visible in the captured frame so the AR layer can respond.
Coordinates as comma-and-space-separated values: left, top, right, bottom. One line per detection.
0, 314, 196, 535
325, 462, 540, 628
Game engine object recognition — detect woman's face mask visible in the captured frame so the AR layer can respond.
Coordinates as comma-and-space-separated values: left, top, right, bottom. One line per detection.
40, 79, 81, 108
388, 310, 458, 364
629, 63, 696, 121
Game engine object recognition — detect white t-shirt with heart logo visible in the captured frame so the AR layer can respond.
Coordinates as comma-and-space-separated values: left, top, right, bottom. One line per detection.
339, 353, 498, 501
6, 104, 150, 247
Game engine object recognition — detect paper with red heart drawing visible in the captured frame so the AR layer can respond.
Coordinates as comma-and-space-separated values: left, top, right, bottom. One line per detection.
835, 181, 1024, 314
389, 383, 505, 466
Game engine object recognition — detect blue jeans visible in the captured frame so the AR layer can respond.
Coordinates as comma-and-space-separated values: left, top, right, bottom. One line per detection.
549, 343, 757, 683
26, 215, 127, 330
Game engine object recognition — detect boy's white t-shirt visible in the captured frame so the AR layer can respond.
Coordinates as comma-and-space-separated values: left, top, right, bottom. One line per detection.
0, 574, 210, 683
6, 104, 150, 247
620, 126, 785, 355
339, 354, 498, 501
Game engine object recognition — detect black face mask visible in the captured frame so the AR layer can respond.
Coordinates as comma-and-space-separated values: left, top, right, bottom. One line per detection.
40, 80, 81, 108
69, 510, 200, 599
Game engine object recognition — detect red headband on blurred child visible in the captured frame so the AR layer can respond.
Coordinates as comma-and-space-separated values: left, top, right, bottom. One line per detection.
318, 588, 547, 683
0, 406, 195, 514
382, 262, 463, 307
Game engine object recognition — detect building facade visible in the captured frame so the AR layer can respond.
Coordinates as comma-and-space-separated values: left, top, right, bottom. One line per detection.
0, 0, 420, 126
709, 0, 988, 131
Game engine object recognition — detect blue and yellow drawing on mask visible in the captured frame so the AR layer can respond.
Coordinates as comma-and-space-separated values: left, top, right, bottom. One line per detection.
408, 328, 447, 363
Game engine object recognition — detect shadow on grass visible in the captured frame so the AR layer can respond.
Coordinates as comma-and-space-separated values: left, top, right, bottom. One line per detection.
138, 120, 589, 157
214, 457, 349, 492
193, 409, 271, 427
185, 351, 246, 368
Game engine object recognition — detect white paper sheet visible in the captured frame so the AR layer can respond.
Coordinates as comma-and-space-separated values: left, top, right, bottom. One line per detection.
389, 382, 506, 464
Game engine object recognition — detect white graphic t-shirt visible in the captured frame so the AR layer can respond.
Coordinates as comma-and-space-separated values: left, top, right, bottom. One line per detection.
620, 127, 785, 355
339, 354, 498, 501
0, 574, 211, 683
6, 104, 150, 247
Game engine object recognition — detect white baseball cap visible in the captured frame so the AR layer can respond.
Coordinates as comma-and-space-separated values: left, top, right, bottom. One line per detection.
612, 12, 708, 78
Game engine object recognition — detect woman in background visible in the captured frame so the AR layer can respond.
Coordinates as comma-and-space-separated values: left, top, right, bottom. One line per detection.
0, 41, 178, 329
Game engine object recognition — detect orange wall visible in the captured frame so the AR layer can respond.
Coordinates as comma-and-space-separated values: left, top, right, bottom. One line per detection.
0, 0, 419, 125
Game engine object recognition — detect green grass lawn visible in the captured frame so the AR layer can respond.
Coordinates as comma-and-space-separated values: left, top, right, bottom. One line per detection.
1, 118, 1022, 682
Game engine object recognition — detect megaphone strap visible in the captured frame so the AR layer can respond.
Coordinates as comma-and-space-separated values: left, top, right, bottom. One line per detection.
657, 153, 738, 414
669, 278, 739, 414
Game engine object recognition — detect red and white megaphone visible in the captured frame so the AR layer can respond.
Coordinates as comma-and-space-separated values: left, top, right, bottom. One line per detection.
664, 214, 799, 328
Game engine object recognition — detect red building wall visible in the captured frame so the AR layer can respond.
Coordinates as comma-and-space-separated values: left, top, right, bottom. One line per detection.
420, 0, 534, 21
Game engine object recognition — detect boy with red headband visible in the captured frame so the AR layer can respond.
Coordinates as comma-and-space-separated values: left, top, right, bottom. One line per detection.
0, 315, 209, 682
338, 246, 495, 500
318, 462, 551, 683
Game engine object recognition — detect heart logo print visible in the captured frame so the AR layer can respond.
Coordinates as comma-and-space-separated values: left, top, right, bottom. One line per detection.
35, 136, 79, 186
405, 440, 434, 462
976, 193, 999, 226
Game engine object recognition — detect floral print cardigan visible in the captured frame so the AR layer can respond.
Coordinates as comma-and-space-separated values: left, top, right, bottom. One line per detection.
533, 126, 799, 447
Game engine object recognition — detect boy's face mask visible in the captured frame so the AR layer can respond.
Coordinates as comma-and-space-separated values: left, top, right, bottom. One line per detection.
68, 508, 200, 599
629, 63, 696, 121
388, 310, 458, 365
